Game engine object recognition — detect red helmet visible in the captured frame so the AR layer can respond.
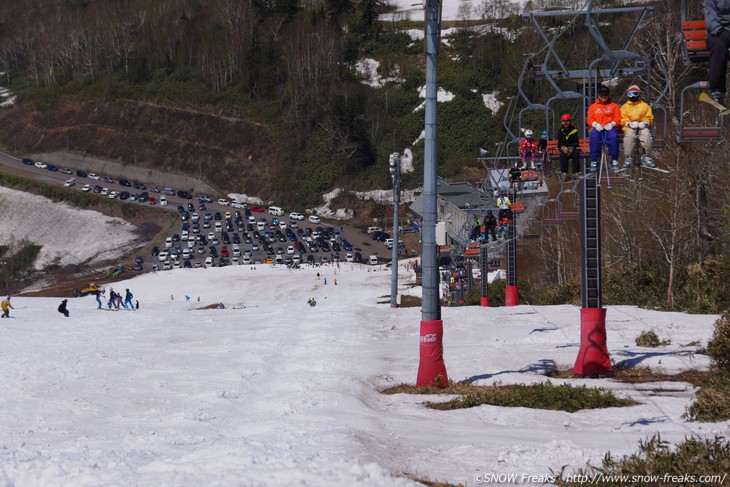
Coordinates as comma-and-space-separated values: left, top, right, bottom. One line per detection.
561, 113, 572, 121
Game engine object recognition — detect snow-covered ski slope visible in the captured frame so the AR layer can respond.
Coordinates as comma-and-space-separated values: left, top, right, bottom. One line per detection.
0, 261, 723, 486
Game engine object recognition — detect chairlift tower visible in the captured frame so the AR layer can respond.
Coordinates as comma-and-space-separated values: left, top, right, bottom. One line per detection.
512, 1, 663, 376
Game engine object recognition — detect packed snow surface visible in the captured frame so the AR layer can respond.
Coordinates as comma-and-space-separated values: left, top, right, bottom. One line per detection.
0, 260, 724, 486
0, 186, 140, 270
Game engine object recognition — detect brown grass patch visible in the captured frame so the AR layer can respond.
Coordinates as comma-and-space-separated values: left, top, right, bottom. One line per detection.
547, 367, 713, 386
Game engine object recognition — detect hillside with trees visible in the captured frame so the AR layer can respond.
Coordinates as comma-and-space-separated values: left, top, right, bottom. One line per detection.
0, 0, 727, 312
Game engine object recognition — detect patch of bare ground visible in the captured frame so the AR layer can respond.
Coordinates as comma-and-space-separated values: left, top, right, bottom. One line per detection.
547, 368, 713, 386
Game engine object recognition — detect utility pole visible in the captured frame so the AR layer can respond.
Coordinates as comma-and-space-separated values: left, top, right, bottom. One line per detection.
389, 152, 401, 308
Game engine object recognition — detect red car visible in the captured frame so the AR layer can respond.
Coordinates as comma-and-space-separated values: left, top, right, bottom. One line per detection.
249, 206, 264, 212
221, 246, 229, 257
149, 196, 157, 205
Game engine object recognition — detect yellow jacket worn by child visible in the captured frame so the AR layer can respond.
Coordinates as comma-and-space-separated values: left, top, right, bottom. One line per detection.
620, 85, 655, 168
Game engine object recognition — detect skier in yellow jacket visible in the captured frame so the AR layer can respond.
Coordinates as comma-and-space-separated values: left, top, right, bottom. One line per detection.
620, 85, 655, 168
1, 296, 13, 318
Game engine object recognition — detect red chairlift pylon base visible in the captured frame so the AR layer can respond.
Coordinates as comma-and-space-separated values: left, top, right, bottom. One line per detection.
505, 285, 520, 306
573, 308, 612, 376
416, 320, 449, 387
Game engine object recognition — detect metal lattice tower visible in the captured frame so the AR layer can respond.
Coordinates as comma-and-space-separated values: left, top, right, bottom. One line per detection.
579, 178, 601, 309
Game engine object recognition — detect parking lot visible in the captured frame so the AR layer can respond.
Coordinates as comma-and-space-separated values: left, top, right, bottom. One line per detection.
1, 153, 400, 271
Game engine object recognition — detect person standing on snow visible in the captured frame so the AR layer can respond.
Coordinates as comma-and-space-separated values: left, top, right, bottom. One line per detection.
123, 289, 134, 310
587, 86, 621, 171
58, 299, 70, 317
108, 289, 117, 310
620, 84, 655, 168
94, 290, 103, 309
1, 296, 13, 318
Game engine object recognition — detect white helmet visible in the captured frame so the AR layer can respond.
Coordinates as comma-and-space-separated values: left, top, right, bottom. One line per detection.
525, 129, 533, 137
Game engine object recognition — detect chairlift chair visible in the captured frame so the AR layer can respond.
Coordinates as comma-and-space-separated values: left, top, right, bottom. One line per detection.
677, 81, 724, 143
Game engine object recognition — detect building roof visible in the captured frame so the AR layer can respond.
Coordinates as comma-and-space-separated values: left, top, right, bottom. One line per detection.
409, 177, 494, 219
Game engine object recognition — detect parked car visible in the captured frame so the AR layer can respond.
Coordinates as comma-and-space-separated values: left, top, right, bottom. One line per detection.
76, 170, 87, 178
308, 215, 321, 224
88, 173, 100, 180
159, 195, 168, 206
103, 176, 115, 184
218, 198, 229, 206
119, 179, 132, 187
81, 184, 91, 192
250, 206, 264, 212
119, 191, 130, 200
63, 178, 76, 187
108, 190, 119, 199
21, 158, 34, 165
34, 161, 47, 169
149, 196, 157, 205
60, 168, 72, 175
46, 165, 59, 171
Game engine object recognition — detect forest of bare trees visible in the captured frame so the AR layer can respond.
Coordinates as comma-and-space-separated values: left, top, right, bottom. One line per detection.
0, 0, 727, 311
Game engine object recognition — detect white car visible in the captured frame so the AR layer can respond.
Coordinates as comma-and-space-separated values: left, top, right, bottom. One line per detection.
231, 201, 244, 209
217, 198, 229, 206
88, 173, 100, 180
63, 178, 76, 187
159, 196, 168, 206
308, 215, 321, 224
108, 190, 119, 199
100, 187, 110, 195
289, 212, 305, 221
286, 245, 295, 255
81, 184, 91, 192
34, 161, 47, 169
346, 253, 354, 262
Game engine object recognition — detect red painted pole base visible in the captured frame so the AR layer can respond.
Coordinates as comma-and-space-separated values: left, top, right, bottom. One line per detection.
573, 308, 611, 376
416, 320, 448, 387
505, 285, 519, 306
480, 297, 489, 307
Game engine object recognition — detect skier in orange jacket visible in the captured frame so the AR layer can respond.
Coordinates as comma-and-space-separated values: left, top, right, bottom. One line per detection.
587, 86, 622, 171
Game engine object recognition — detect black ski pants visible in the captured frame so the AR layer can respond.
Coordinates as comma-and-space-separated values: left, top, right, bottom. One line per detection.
560, 148, 581, 174
707, 30, 730, 94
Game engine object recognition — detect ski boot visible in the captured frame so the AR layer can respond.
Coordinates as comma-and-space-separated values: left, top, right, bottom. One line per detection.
610, 160, 620, 171
589, 161, 598, 171
641, 155, 656, 168
624, 155, 634, 169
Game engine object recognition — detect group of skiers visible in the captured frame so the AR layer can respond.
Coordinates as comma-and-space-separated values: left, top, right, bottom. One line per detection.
470, 193, 514, 244
0, 287, 140, 319
519, 84, 655, 181
104, 288, 137, 310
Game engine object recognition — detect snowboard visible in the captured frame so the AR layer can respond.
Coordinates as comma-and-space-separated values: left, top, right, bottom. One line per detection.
699, 92, 730, 115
